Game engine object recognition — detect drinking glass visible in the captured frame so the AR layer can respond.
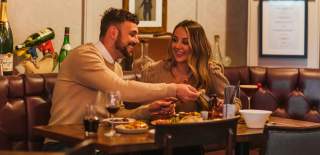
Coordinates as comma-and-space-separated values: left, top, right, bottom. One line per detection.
132, 40, 154, 73
105, 91, 121, 137
83, 103, 99, 137
223, 85, 236, 118
240, 85, 258, 109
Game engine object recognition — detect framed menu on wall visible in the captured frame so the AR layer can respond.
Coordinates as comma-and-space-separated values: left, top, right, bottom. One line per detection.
259, 0, 307, 58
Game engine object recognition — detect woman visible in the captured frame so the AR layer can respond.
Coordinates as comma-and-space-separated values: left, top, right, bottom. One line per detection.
141, 20, 240, 113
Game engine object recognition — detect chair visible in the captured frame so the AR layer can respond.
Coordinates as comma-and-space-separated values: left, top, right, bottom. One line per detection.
155, 117, 239, 155
261, 124, 320, 155
66, 139, 96, 155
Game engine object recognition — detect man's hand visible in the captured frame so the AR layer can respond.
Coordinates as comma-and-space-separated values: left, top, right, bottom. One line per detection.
175, 84, 200, 103
148, 98, 177, 119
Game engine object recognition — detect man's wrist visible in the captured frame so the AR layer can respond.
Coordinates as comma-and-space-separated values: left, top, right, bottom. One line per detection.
167, 83, 177, 98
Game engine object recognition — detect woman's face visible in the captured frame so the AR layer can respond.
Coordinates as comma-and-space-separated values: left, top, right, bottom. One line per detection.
171, 27, 192, 63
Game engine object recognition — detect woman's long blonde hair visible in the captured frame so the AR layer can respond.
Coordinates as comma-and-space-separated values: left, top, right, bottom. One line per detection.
167, 20, 213, 90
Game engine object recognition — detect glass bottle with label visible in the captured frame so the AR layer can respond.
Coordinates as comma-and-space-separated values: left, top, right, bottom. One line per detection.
0, 0, 13, 75
15, 27, 55, 51
212, 35, 231, 66
58, 27, 71, 69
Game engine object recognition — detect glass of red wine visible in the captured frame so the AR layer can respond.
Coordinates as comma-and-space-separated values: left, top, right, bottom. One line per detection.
105, 91, 121, 137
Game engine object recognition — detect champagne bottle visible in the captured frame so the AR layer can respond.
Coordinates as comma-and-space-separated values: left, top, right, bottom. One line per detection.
58, 27, 71, 69
15, 27, 55, 50
0, 0, 13, 75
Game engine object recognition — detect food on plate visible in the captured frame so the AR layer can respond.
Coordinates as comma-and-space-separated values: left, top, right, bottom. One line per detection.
151, 112, 203, 125
102, 117, 136, 126
115, 121, 149, 134
180, 115, 203, 123
151, 119, 172, 125
178, 112, 200, 118
109, 117, 129, 123
122, 121, 148, 129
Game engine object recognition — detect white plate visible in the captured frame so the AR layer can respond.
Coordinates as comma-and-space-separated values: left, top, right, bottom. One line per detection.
102, 117, 135, 125
115, 124, 149, 134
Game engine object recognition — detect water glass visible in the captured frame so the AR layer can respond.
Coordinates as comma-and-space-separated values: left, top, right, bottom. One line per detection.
83, 103, 99, 137
223, 85, 236, 118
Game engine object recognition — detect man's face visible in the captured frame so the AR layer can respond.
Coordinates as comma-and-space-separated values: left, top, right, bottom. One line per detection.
115, 21, 139, 58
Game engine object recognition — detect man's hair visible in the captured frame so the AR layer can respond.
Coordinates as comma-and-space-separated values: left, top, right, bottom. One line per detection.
99, 8, 139, 39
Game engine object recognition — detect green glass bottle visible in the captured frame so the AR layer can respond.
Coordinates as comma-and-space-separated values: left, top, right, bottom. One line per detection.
58, 27, 71, 69
0, 0, 13, 75
15, 27, 55, 50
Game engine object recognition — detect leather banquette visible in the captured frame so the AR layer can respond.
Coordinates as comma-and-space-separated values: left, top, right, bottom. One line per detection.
1, 66, 320, 151
224, 66, 320, 123
0, 73, 55, 150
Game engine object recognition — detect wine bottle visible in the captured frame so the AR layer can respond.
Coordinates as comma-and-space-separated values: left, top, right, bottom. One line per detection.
212, 35, 223, 63
58, 27, 71, 69
0, 0, 13, 75
15, 27, 55, 50
212, 35, 231, 66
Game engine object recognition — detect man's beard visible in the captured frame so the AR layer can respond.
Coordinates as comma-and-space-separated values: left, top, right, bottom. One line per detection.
115, 36, 135, 59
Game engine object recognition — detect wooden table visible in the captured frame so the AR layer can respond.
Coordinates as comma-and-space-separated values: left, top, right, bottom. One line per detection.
33, 117, 320, 155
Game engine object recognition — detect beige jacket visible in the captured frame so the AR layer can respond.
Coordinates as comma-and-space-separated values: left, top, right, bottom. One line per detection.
48, 43, 177, 126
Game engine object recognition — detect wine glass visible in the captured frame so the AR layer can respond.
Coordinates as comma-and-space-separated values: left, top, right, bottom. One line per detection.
240, 85, 258, 109
105, 91, 121, 137
132, 39, 154, 73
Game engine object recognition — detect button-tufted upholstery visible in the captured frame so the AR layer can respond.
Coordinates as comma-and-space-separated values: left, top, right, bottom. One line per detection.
0, 72, 138, 151
224, 66, 320, 123
0, 74, 56, 151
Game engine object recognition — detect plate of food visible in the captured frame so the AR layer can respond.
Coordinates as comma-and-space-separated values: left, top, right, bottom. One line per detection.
115, 121, 149, 134
151, 112, 203, 125
102, 117, 135, 125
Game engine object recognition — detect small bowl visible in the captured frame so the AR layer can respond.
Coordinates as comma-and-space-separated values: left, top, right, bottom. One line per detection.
239, 109, 272, 128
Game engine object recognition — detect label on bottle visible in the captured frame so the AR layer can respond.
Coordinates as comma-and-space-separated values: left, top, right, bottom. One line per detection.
0, 53, 13, 72
38, 28, 52, 38
62, 44, 71, 51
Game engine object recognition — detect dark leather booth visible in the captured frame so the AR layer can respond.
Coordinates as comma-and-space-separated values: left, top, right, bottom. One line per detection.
224, 66, 320, 123
1, 66, 320, 151
0, 74, 55, 150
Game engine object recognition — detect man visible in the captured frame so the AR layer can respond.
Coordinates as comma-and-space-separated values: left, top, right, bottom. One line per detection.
43, 8, 199, 151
